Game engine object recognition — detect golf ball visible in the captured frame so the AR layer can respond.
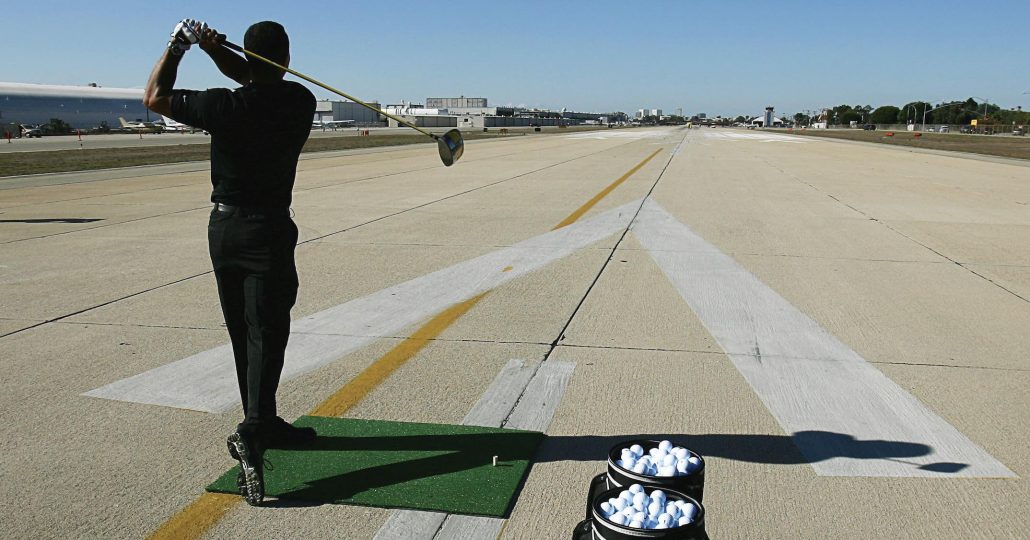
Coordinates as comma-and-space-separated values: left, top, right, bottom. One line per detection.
618, 441, 701, 477
601, 487, 698, 530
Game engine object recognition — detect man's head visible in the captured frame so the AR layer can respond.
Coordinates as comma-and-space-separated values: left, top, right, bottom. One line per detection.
244, 21, 290, 82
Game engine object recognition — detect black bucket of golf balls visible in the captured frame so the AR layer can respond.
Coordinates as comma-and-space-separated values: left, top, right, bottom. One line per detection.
605, 439, 705, 503
573, 485, 706, 540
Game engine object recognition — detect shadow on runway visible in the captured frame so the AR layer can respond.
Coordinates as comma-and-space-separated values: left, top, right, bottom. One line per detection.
538, 431, 966, 473
239, 430, 967, 509
0, 218, 103, 224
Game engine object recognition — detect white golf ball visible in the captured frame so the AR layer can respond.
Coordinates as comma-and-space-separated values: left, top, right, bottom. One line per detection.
661, 454, 676, 467
612, 498, 627, 511
632, 492, 647, 506
658, 513, 673, 527
629, 519, 644, 529
681, 502, 699, 521
620, 490, 633, 502
632, 462, 647, 474
600, 502, 614, 516
658, 440, 673, 452
638, 455, 653, 467
648, 447, 660, 458
687, 456, 702, 471
632, 511, 647, 523
676, 458, 689, 475
655, 522, 669, 529
666, 502, 680, 518
657, 465, 676, 477
651, 489, 666, 501
629, 444, 644, 457
628, 484, 644, 494
674, 447, 689, 460
621, 506, 635, 517
678, 516, 692, 526
609, 513, 627, 525
647, 501, 662, 516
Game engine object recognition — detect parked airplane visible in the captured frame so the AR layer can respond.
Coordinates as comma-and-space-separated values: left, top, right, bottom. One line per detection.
158, 116, 190, 133
312, 119, 355, 130
119, 117, 164, 133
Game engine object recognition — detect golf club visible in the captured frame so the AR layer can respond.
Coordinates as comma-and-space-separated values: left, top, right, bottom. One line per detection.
217, 37, 464, 166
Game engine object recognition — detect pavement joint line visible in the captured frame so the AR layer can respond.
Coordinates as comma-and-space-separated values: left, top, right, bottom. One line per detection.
559, 342, 1030, 373
0, 181, 203, 211
141, 139, 660, 537
0, 204, 210, 245
500, 132, 686, 429
0, 270, 212, 340
616, 247, 954, 265
867, 360, 1030, 373
763, 156, 1030, 305
5, 138, 645, 341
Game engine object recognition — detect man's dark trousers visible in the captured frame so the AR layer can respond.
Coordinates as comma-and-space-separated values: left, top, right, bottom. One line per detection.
208, 206, 299, 436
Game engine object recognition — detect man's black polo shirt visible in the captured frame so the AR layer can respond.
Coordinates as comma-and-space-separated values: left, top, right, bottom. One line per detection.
170, 81, 315, 208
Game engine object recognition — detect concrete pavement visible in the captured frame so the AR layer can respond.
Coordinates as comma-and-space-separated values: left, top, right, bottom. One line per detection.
0, 127, 1027, 538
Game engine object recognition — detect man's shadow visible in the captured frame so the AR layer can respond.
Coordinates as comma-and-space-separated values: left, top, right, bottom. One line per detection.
254, 429, 965, 511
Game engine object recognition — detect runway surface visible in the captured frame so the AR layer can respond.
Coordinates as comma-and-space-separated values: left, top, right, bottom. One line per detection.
1, 127, 1027, 538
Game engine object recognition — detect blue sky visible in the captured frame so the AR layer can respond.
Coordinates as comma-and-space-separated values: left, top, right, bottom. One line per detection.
3, 1, 1028, 117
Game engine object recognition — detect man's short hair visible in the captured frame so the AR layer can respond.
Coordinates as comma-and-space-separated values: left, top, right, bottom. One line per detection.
244, 21, 289, 79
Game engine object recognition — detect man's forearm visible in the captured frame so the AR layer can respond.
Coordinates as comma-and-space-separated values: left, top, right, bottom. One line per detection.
143, 49, 182, 116
204, 46, 250, 86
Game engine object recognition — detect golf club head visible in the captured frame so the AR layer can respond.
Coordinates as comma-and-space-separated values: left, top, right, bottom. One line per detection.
436, 129, 464, 166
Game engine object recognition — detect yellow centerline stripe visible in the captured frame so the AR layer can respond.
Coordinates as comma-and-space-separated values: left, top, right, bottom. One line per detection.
146, 492, 238, 540
551, 148, 662, 230
146, 142, 663, 538
309, 292, 488, 417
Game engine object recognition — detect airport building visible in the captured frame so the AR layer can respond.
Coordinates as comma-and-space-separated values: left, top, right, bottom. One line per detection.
3, 81, 608, 133
0, 82, 151, 129
426, 96, 487, 109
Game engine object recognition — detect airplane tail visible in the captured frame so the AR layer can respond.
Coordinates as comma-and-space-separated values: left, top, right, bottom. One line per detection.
118, 117, 130, 128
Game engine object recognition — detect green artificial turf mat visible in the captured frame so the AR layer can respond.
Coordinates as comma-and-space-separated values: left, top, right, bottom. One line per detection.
207, 416, 544, 516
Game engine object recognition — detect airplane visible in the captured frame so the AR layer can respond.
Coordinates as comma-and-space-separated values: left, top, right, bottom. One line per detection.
119, 117, 164, 133
158, 116, 191, 133
311, 119, 355, 130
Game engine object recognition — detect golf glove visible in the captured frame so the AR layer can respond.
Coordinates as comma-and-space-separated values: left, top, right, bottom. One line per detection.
168, 19, 206, 55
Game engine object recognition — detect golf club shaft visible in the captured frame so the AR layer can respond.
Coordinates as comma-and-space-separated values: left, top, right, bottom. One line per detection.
219, 40, 437, 139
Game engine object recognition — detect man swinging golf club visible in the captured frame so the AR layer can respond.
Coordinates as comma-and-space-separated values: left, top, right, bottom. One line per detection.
144, 19, 316, 506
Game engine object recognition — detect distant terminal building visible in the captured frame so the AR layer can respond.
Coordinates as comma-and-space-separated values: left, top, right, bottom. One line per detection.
427, 96, 487, 109
636, 108, 662, 119
0, 81, 151, 128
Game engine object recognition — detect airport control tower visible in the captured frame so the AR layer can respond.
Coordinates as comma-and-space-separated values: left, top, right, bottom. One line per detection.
764, 107, 774, 127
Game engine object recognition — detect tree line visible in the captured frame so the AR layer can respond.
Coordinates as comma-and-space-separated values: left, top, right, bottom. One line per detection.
794, 99, 1029, 127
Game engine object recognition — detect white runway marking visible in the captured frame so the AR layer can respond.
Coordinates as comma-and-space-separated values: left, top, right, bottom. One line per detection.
374, 360, 574, 539
83, 202, 634, 413
562, 129, 668, 140
703, 131, 806, 143
631, 200, 1014, 478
